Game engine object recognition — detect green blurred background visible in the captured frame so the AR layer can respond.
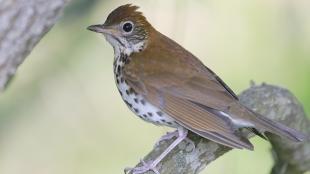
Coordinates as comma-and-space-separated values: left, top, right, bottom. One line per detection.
0, 0, 309, 173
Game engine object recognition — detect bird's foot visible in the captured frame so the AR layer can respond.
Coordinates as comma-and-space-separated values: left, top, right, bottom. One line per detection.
154, 130, 178, 148
125, 127, 188, 174
184, 137, 196, 151
124, 159, 160, 174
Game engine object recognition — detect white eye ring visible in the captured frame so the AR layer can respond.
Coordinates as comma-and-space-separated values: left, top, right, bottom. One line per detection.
121, 21, 134, 33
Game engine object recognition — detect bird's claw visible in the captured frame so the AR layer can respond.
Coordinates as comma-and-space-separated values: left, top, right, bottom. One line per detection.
184, 137, 196, 151
124, 159, 159, 174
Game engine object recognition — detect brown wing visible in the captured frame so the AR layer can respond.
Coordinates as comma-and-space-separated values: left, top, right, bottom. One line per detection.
123, 31, 253, 149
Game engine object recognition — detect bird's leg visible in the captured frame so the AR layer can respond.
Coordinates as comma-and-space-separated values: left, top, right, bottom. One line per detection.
154, 130, 178, 147
125, 127, 188, 174
154, 130, 195, 151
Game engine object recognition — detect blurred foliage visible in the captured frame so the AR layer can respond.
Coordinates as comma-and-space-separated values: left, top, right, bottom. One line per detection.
0, 0, 309, 174
61, 0, 99, 22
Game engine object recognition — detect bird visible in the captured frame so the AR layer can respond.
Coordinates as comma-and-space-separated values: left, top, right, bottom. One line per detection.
87, 4, 305, 174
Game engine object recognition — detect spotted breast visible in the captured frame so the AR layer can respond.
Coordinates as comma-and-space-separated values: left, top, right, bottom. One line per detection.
114, 53, 178, 127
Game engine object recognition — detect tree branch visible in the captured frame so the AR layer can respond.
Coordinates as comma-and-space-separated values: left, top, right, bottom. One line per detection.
0, 0, 70, 90
130, 84, 310, 174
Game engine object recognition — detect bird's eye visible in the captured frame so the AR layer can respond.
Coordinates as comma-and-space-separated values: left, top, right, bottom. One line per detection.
122, 21, 133, 33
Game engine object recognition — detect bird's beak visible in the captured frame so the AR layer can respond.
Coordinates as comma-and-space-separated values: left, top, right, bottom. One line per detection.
87, 24, 117, 35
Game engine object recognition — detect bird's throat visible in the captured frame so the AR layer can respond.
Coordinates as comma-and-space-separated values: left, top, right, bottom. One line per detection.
105, 34, 147, 57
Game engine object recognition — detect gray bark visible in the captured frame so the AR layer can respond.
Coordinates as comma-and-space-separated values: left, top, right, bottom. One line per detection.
131, 84, 310, 174
0, 0, 70, 90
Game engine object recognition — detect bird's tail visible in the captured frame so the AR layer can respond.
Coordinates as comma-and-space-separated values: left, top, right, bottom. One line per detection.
246, 108, 306, 142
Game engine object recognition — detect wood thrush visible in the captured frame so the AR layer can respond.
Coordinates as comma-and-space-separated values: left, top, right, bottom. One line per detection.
88, 4, 305, 174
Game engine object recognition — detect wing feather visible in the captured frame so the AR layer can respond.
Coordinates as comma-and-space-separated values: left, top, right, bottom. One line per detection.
123, 31, 253, 149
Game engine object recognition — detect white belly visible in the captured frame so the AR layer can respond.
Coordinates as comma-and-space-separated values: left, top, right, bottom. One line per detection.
115, 74, 178, 127
111, 47, 178, 127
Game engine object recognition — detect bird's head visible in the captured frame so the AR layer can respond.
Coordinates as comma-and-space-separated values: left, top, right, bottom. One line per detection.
88, 4, 152, 55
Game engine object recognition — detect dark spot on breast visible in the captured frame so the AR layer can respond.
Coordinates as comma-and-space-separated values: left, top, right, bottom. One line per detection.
161, 119, 166, 122
120, 77, 124, 83
156, 111, 163, 117
124, 100, 132, 108
147, 112, 153, 117
118, 90, 123, 96
125, 58, 130, 64
134, 108, 139, 113
129, 88, 137, 95
134, 98, 139, 103
117, 65, 121, 74
120, 54, 130, 64
113, 60, 117, 69
120, 55, 125, 63
167, 122, 172, 125
140, 99, 145, 105
128, 88, 133, 94
142, 114, 147, 118
116, 79, 119, 84
125, 89, 130, 95
138, 115, 143, 119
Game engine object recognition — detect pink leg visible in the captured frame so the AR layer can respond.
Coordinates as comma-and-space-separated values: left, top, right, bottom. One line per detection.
154, 130, 178, 147
125, 127, 188, 174
155, 130, 195, 150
